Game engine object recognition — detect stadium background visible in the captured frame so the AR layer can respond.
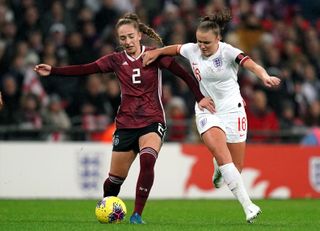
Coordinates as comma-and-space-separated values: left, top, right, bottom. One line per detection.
0, 0, 320, 200
1, 1, 320, 230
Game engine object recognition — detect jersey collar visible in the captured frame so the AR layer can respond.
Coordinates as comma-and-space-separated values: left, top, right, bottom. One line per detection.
124, 45, 145, 61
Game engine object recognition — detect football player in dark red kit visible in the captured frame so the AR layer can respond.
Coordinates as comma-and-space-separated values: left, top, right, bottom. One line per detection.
34, 13, 214, 224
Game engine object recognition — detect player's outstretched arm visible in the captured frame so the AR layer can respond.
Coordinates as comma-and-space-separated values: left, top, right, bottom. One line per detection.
143, 45, 180, 66
34, 62, 101, 76
243, 59, 281, 87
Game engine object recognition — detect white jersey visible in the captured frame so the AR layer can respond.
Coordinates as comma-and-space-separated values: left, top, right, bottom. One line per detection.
179, 41, 247, 113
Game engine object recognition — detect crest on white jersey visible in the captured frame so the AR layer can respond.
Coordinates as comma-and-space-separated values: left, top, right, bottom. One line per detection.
212, 56, 222, 68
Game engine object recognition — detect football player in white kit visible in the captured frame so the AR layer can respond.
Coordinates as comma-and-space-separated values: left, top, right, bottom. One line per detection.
143, 9, 281, 223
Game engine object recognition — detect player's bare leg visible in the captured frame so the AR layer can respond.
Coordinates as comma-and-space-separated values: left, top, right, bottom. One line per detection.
103, 151, 136, 197
202, 127, 233, 164
228, 142, 246, 172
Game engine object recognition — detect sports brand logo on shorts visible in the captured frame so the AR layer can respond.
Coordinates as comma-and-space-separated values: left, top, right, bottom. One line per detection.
113, 135, 120, 146
157, 123, 167, 142
157, 123, 165, 136
213, 56, 222, 68
200, 118, 207, 128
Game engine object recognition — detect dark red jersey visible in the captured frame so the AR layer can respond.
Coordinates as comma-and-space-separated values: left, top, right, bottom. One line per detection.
51, 46, 204, 129
96, 46, 170, 129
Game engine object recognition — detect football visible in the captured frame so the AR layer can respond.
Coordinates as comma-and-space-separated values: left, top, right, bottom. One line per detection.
95, 196, 127, 224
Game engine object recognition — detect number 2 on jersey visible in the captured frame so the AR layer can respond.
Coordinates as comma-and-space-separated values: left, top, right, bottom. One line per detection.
132, 68, 141, 84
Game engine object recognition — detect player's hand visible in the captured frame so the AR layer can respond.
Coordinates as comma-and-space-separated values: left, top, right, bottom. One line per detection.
0, 91, 3, 111
142, 50, 161, 66
198, 97, 215, 113
34, 64, 52, 76
263, 76, 281, 88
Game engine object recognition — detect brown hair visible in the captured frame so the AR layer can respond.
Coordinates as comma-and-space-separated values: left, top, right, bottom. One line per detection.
197, 9, 232, 37
116, 13, 163, 46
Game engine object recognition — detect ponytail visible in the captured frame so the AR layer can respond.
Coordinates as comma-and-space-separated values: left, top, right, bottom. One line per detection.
138, 23, 163, 46
116, 13, 163, 46
198, 9, 232, 36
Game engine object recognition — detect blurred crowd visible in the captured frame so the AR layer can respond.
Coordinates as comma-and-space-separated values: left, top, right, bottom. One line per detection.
0, 0, 320, 143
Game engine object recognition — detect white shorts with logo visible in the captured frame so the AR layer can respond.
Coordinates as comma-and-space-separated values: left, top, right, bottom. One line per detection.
195, 103, 247, 143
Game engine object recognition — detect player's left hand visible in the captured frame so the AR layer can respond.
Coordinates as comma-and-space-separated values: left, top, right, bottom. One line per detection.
263, 76, 281, 88
198, 97, 215, 113
142, 50, 160, 66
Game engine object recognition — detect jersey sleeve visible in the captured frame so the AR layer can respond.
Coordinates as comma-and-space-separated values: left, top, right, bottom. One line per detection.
225, 44, 250, 66
50, 62, 101, 76
95, 53, 115, 72
157, 55, 174, 69
178, 43, 197, 60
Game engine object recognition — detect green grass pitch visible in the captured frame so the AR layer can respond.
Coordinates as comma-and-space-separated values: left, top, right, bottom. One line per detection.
0, 199, 319, 231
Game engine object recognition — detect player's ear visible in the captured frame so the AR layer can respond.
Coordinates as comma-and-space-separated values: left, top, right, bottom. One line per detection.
138, 32, 142, 41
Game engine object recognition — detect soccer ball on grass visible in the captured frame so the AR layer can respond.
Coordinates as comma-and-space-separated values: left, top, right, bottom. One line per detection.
95, 196, 127, 224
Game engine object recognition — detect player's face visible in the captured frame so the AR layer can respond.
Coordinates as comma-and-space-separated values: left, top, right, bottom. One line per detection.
196, 29, 219, 57
117, 24, 142, 57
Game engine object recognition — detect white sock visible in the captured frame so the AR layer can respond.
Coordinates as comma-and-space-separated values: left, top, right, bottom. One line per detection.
219, 163, 252, 209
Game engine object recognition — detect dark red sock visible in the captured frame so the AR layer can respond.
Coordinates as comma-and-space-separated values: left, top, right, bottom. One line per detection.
103, 173, 125, 197
133, 147, 158, 216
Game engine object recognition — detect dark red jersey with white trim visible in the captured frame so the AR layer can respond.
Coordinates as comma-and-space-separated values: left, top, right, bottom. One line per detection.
96, 46, 169, 128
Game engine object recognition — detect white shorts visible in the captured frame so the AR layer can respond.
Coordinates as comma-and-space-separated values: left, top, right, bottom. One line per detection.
195, 103, 247, 143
